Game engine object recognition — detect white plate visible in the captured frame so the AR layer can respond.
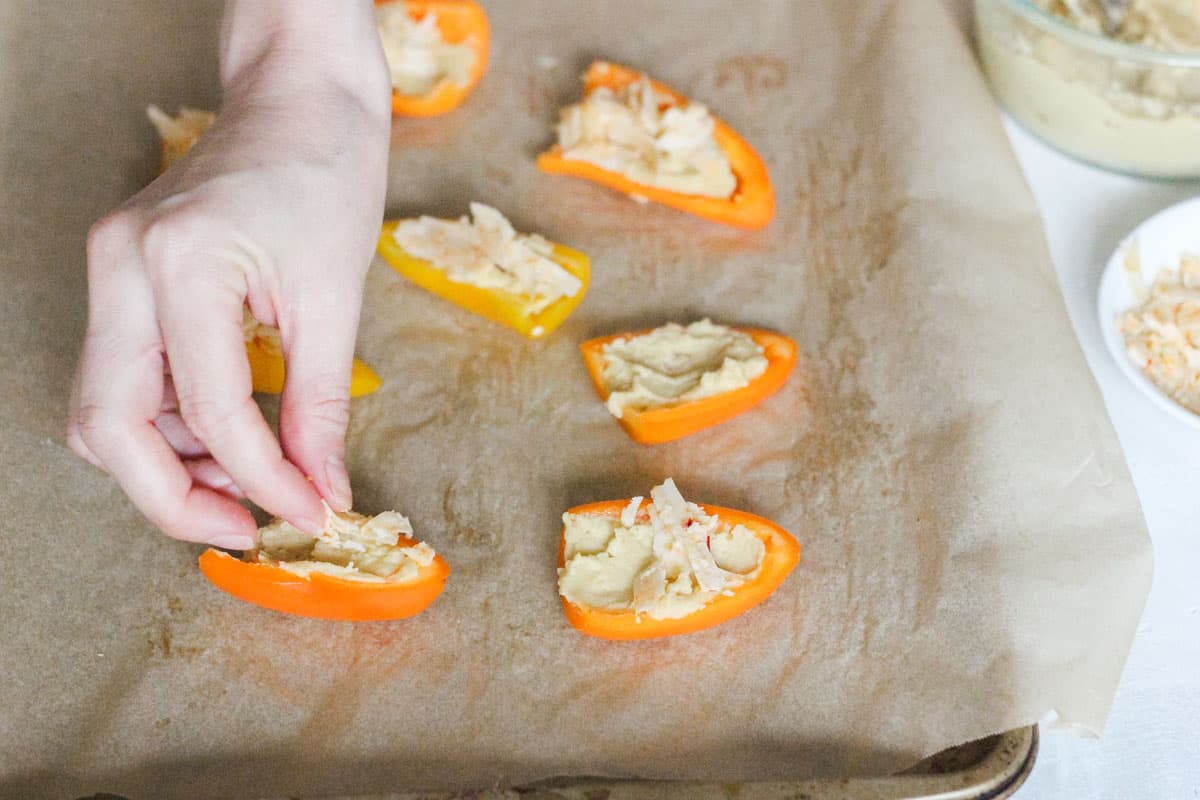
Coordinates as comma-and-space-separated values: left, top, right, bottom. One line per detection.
1098, 196, 1200, 430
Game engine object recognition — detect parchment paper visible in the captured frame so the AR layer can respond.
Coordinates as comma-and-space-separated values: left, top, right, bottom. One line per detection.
0, 1, 1152, 797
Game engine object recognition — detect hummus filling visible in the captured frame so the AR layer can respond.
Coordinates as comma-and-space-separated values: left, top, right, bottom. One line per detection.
254, 507, 437, 583
601, 319, 767, 418
392, 202, 582, 313
558, 479, 765, 620
555, 70, 737, 198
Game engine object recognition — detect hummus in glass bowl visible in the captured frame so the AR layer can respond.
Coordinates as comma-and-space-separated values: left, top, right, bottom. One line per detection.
976, 0, 1200, 179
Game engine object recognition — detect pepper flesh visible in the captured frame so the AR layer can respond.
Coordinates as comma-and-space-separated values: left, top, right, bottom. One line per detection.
198, 540, 450, 621
377, 0, 490, 117
580, 327, 797, 444
558, 500, 800, 640
244, 336, 382, 397
536, 61, 775, 230
377, 220, 590, 339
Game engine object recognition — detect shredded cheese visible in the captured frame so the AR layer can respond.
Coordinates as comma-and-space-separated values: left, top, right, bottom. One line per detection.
601, 320, 768, 418
376, 3, 475, 96
146, 105, 214, 170
558, 479, 765, 620
555, 74, 737, 198
1117, 243, 1200, 414
393, 202, 582, 313
242, 308, 282, 356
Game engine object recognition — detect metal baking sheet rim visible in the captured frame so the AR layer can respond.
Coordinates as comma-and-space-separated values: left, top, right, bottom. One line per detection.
223, 724, 1036, 800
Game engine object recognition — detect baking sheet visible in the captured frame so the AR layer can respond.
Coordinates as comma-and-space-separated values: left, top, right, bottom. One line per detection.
0, 1, 1151, 798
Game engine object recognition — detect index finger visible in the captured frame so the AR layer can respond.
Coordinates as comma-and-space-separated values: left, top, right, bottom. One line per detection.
74, 265, 258, 546
156, 268, 326, 533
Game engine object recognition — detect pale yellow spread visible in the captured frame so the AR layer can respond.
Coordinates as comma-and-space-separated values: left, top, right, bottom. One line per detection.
1117, 244, 1200, 414
978, 0, 1200, 176
255, 507, 436, 583
555, 70, 737, 198
601, 320, 767, 419
392, 202, 582, 313
376, 3, 475, 96
557, 479, 765, 620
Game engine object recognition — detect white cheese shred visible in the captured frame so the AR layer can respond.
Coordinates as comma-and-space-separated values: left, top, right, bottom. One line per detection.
1117, 243, 1200, 414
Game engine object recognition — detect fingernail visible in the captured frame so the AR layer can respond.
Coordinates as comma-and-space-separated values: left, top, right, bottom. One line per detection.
209, 534, 255, 551
324, 453, 353, 512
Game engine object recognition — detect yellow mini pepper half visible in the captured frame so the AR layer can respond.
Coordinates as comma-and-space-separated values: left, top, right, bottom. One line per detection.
243, 313, 382, 397
377, 220, 590, 339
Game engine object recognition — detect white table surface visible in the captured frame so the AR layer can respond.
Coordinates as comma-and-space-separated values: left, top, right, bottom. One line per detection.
1002, 119, 1200, 799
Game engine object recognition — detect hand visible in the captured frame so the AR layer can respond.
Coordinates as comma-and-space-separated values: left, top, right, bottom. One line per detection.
67, 1, 391, 548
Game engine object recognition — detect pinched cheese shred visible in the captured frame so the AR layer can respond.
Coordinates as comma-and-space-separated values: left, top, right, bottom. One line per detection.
376, 3, 475, 96
1117, 244, 1200, 414
242, 308, 281, 355
558, 479, 765, 620
147, 105, 214, 146
147, 105, 214, 170
601, 319, 768, 418
255, 507, 437, 583
393, 202, 582, 313
555, 70, 737, 198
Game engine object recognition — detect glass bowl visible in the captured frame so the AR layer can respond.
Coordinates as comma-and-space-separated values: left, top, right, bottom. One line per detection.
975, 0, 1200, 179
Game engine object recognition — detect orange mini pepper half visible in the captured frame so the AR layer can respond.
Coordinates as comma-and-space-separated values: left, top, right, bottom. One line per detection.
536, 61, 775, 230
377, 220, 590, 339
376, 0, 490, 116
199, 541, 450, 621
558, 500, 800, 640
580, 327, 797, 444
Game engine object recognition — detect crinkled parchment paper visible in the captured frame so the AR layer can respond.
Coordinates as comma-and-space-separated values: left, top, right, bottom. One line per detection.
0, 1, 1151, 797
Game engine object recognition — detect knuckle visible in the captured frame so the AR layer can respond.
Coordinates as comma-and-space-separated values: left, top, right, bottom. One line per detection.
74, 402, 114, 450
303, 394, 351, 428
175, 392, 235, 444
65, 422, 94, 463
86, 212, 131, 255
86, 213, 137, 277
140, 212, 199, 270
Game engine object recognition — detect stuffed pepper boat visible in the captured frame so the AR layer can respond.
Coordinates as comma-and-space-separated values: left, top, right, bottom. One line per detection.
378, 203, 590, 339
200, 507, 449, 621
375, 0, 489, 116
580, 319, 796, 444
558, 478, 800, 639
537, 61, 774, 230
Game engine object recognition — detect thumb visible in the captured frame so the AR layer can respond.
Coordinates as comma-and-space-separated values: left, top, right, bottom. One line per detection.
276, 290, 361, 512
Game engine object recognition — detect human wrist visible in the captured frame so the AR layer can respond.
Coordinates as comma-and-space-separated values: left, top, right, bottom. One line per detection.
220, 0, 391, 124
